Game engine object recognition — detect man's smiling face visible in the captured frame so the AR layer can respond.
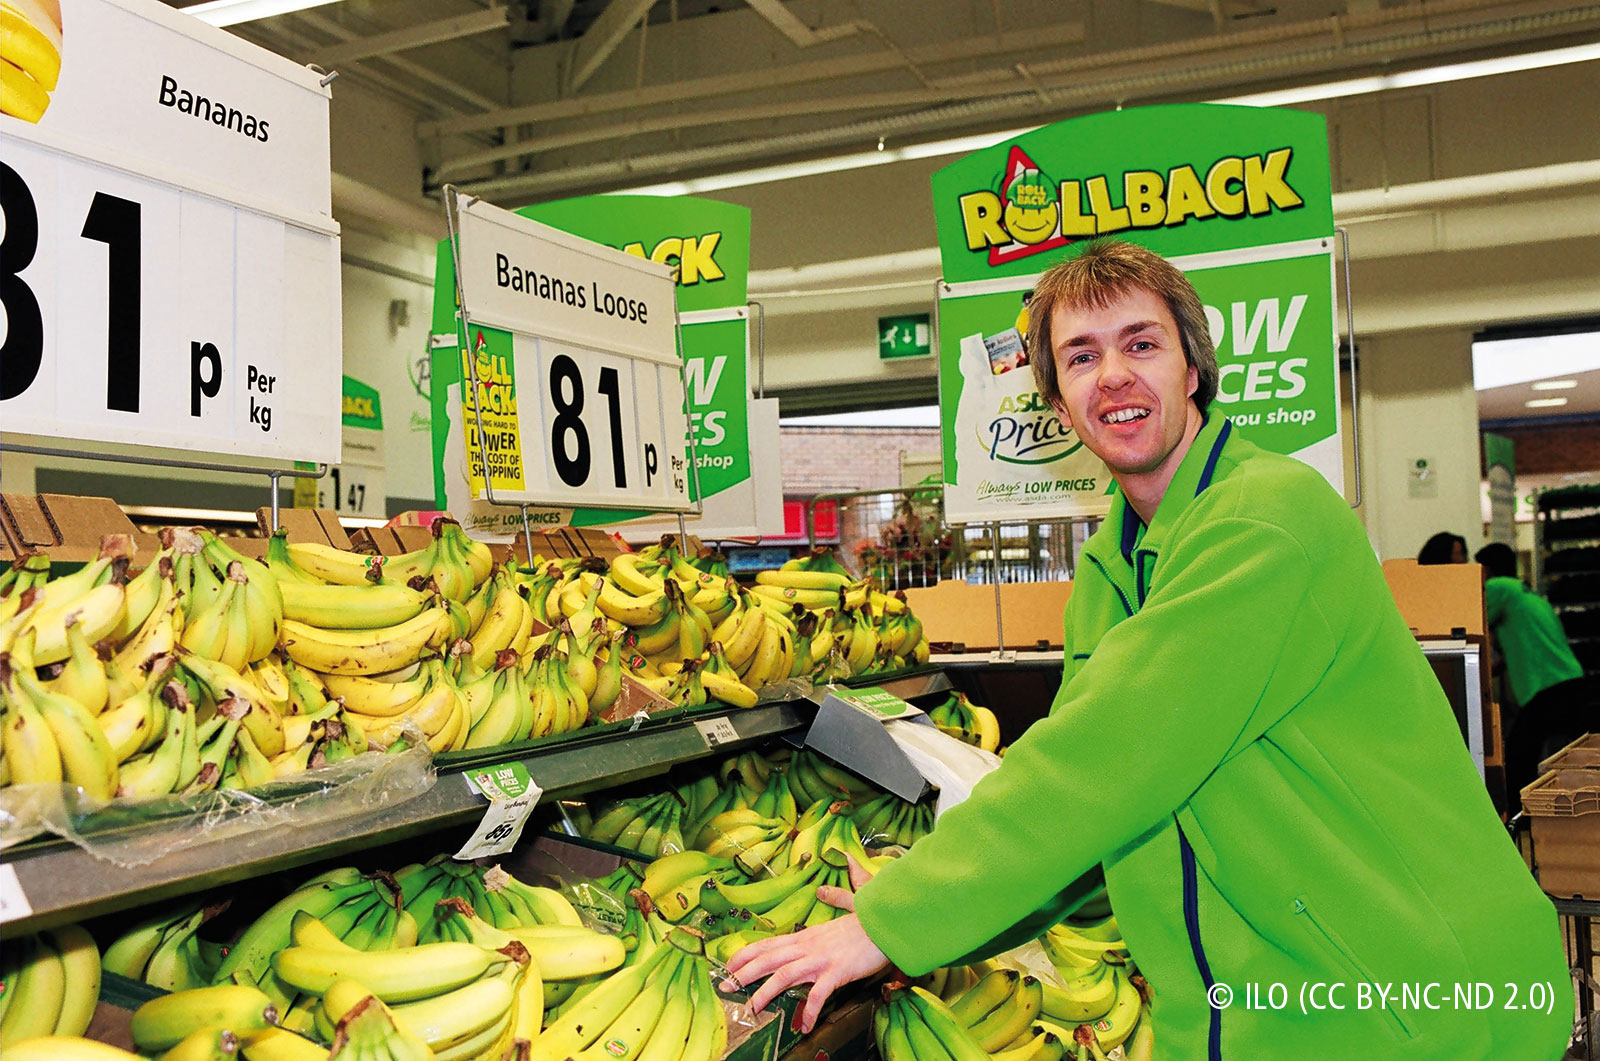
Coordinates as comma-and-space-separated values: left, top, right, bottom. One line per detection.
1049, 285, 1200, 483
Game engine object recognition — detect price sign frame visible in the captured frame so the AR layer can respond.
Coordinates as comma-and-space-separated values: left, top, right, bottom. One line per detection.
443, 186, 704, 516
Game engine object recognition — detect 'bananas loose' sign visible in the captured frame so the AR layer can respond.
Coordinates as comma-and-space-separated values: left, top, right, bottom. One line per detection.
932, 104, 1341, 523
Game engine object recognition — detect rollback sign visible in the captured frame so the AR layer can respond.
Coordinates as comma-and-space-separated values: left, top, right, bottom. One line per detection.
933, 104, 1341, 524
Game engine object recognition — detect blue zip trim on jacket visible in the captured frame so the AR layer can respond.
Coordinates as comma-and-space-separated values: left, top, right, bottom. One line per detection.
1179, 824, 1223, 1061
1178, 416, 1230, 1060
1085, 553, 1135, 619
1196, 420, 1233, 496
1119, 508, 1141, 567
1071, 653, 1092, 660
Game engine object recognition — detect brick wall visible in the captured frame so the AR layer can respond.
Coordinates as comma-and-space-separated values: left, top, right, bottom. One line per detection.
1488, 423, 1600, 475
780, 426, 941, 495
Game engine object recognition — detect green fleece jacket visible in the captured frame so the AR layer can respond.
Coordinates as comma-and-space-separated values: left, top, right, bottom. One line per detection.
855, 415, 1571, 1060
1483, 576, 1582, 707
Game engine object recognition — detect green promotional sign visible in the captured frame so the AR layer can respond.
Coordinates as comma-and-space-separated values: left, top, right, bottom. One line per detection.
430, 196, 752, 535
1484, 432, 1516, 546
931, 104, 1340, 523
833, 686, 916, 719
340, 375, 383, 430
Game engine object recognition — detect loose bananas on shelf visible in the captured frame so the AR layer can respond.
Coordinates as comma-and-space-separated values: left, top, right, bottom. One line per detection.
510, 540, 933, 715
927, 691, 1003, 754
0, 922, 101, 1046
0, 528, 372, 806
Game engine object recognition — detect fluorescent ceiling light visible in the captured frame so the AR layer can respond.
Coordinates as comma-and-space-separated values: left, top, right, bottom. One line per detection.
1532, 379, 1579, 390
182, 0, 345, 27
1526, 397, 1570, 408
1214, 42, 1600, 108
1472, 331, 1600, 391
613, 41, 1600, 197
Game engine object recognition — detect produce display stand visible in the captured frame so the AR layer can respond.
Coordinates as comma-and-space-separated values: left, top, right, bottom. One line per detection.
1, 701, 808, 933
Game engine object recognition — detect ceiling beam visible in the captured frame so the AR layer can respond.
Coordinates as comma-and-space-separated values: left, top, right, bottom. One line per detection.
565, 0, 657, 93
743, 0, 862, 47
296, 10, 502, 112
417, 20, 1086, 137
308, 6, 509, 66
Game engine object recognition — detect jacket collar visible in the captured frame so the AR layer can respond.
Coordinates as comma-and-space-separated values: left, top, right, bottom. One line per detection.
1084, 413, 1234, 576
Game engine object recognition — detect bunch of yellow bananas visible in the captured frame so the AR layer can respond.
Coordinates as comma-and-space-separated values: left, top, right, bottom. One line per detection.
927, 691, 1003, 753
508, 540, 932, 716
0, 0, 62, 123
0, 526, 375, 803
0, 922, 100, 1046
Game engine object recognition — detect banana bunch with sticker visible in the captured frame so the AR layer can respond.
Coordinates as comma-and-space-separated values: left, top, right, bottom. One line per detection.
393, 855, 584, 941
927, 691, 1002, 753
271, 519, 491, 603
527, 923, 726, 1061
0, 922, 101, 1046
275, 900, 540, 1061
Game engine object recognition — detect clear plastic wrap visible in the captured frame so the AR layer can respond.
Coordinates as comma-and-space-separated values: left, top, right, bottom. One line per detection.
0, 741, 435, 867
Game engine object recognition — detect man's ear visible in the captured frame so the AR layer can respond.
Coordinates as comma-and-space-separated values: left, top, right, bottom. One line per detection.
1186, 361, 1199, 399
1048, 394, 1073, 429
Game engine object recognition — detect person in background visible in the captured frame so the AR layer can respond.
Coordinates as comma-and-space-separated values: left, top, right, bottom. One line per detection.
1418, 531, 1469, 565
1475, 542, 1592, 811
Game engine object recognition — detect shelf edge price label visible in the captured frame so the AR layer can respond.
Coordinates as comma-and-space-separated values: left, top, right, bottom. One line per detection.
451, 195, 693, 512
694, 716, 740, 749
457, 761, 543, 860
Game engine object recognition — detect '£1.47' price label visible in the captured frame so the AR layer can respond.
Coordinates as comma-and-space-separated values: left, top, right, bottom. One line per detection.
0, 145, 342, 464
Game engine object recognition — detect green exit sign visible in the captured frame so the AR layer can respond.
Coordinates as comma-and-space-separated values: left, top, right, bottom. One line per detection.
879, 314, 931, 360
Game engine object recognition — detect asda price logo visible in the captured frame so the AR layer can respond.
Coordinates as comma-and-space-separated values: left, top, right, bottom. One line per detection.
980, 391, 1082, 465
958, 144, 1305, 267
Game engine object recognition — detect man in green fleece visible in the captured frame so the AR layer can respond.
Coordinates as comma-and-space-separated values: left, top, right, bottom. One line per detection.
1475, 541, 1591, 812
725, 240, 1572, 1059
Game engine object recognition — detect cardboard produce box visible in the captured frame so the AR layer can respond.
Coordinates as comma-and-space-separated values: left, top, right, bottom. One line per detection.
0, 492, 160, 563
902, 579, 1073, 651
1380, 559, 1486, 638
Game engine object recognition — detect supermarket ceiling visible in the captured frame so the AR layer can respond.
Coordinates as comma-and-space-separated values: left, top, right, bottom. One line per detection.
185, 0, 1600, 206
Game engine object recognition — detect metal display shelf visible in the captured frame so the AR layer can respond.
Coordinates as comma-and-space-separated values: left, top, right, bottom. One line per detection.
1, 702, 811, 933
930, 650, 1066, 668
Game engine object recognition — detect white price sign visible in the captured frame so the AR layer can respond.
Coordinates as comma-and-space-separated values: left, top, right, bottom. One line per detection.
0, 0, 341, 464
694, 716, 740, 749
451, 195, 692, 511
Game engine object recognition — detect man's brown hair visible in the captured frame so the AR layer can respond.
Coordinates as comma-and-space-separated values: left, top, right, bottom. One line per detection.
1028, 239, 1220, 411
